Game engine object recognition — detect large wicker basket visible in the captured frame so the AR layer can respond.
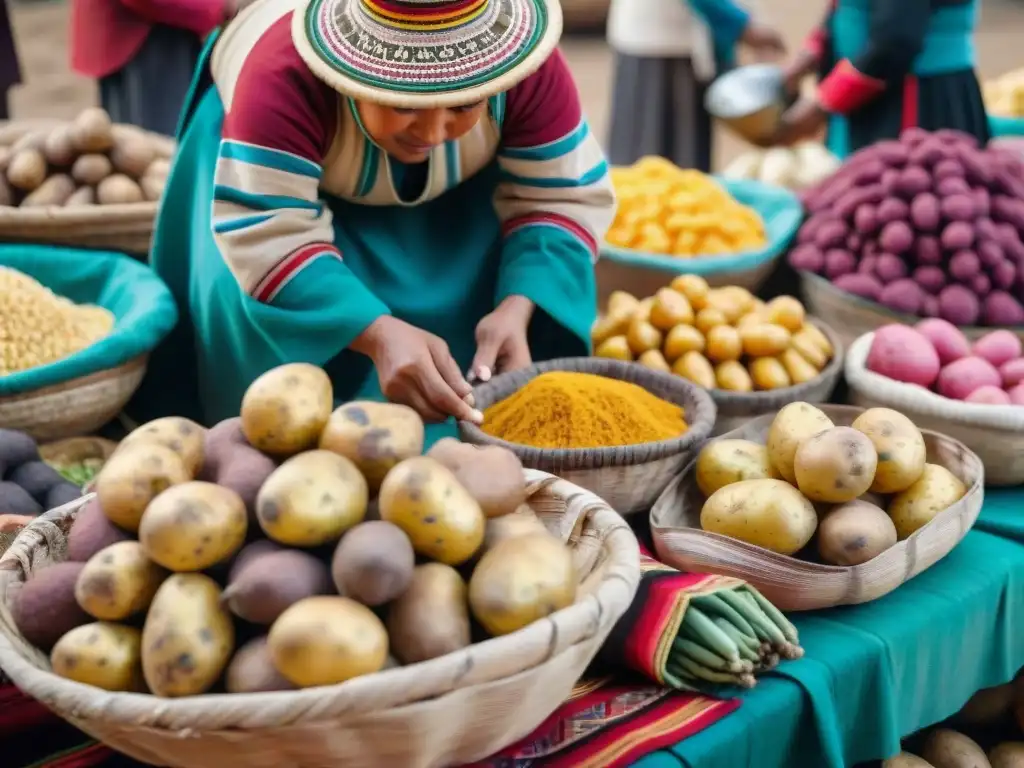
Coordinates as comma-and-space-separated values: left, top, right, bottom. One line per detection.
458, 357, 717, 516
650, 404, 984, 611
800, 271, 1024, 349
0, 471, 640, 768
845, 332, 1024, 486
0, 120, 174, 255
0, 356, 146, 441
709, 318, 843, 435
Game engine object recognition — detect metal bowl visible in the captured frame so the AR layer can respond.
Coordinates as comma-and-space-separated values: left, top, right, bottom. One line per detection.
705, 64, 789, 146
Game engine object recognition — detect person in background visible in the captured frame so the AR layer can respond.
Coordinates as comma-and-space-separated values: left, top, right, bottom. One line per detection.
606, 0, 786, 172
0, 0, 20, 120
777, 0, 989, 157
69, 0, 249, 136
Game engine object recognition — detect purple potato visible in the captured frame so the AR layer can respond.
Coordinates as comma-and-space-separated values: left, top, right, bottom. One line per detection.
940, 194, 976, 223
949, 251, 981, 281
935, 129, 977, 147
954, 142, 992, 185
789, 244, 826, 273
877, 198, 910, 224
814, 219, 849, 250
834, 273, 883, 301
941, 221, 975, 252
880, 168, 901, 196
901, 127, 929, 145
932, 159, 964, 180
976, 217, 998, 241
935, 176, 970, 197
858, 255, 879, 275
879, 221, 915, 254
825, 249, 858, 279
921, 294, 940, 317
835, 184, 885, 220
937, 284, 981, 325
908, 139, 946, 168
913, 235, 943, 265
873, 140, 910, 167
971, 274, 992, 296
978, 240, 1005, 269
854, 204, 878, 234
982, 291, 1024, 326
973, 187, 991, 218
993, 260, 1018, 290
896, 166, 932, 197
846, 233, 863, 252
912, 266, 947, 294
910, 193, 941, 232
875, 252, 909, 281
878, 279, 925, 315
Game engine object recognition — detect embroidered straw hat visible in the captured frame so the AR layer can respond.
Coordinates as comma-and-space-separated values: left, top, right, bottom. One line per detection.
292, 0, 562, 108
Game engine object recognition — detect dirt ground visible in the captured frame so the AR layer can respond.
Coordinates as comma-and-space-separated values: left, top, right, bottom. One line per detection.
8, 0, 1024, 169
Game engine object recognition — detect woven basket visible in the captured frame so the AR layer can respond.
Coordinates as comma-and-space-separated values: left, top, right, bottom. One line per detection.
650, 404, 984, 611
458, 357, 716, 516
0, 356, 146, 441
800, 271, 1024, 349
709, 318, 844, 435
0, 472, 640, 768
845, 332, 1024, 486
0, 120, 174, 255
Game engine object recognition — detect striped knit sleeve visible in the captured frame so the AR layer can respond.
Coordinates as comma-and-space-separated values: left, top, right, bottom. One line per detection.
213, 18, 389, 354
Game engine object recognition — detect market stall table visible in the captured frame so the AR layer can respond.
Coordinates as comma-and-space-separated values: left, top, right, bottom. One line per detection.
630, 494, 1024, 768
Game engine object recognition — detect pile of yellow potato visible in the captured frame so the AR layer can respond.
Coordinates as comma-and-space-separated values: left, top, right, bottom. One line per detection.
592, 276, 833, 393
0, 266, 115, 375
984, 68, 1024, 118
12, 363, 577, 697
606, 157, 767, 257
696, 404, 967, 565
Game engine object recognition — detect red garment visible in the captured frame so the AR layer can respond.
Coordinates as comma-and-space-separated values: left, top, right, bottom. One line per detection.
70, 0, 226, 78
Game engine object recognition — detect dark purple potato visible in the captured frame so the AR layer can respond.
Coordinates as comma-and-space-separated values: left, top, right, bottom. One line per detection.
978, 240, 1005, 269
834, 273, 883, 301
875, 253, 908, 281
7, 461, 66, 503
879, 221, 915, 254
873, 141, 910, 167
936, 176, 970, 197
788, 244, 826, 273
877, 198, 909, 224
932, 159, 964, 180
913, 236, 943, 265
835, 184, 884, 220
825, 249, 858, 279
858, 255, 879, 275
846, 233, 863, 253
973, 188, 991, 218
941, 194, 976, 223
949, 251, 981, 281
954, 143, 992, 185
912, 266, 947, 294
880, 168, 901, 196
814, 219, 849, 250
937, 284, 981, 325
941, 222, 975, 252
910, 193, 941, 232
982, 291, 1024, 326
854, 204, 878, 234
976, 217, 998, 242
971, 274, 992, 296
908, 140, 945, 168
901, 127, 929, 145
852, 160, 885, 185
993, 260, 1018, 291
863, 238, 881, 259
0, 429, 40, 471
878, 279, 924, 315
897, 166, 932, 197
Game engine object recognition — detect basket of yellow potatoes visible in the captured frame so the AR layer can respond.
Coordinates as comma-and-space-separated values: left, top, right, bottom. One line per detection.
0, 245, 177, 440
592, 277, 844, 435
597, 157, 803, 306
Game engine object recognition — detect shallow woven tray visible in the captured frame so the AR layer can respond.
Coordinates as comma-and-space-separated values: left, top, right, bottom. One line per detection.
845, 332, 1024, 486
0, 120, 174, 255
800, 271, 1024, 349
459, 357, 717, 516
0, 356, 146, 441
709, 318, 843, 435
650, 404, 985, 611
0, 471, 640, 768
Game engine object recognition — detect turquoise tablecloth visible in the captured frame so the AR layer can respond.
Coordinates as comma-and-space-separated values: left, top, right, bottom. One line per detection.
635, 490, 1024, 768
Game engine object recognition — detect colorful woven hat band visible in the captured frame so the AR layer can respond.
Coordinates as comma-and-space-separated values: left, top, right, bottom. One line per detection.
292, 0, 563, 108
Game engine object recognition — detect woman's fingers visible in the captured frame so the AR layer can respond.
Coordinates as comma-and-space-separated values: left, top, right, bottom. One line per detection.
395, 384, 447, 423
415, 362, 483, 424
430, 342, 473, 397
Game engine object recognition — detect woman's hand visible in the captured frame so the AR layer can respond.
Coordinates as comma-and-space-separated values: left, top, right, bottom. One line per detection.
740, 23, 788, 62
782, 51, 819, 95
774, 97, 828, 145
469, 296, 535, 383
353, 316, 483, 424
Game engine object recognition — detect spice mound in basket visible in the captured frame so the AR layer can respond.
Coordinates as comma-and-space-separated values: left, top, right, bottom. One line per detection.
695, 401, 965, 564
480, 370, 688, 449
9, 362, 582, 697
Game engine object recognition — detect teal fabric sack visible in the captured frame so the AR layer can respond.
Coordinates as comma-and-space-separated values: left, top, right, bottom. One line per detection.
599, 178, 803, 277
989, 114, 1024, 138
0, 246, 178, 396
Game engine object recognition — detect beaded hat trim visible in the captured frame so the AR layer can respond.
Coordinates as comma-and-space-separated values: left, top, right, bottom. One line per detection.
292, 0, 562, 108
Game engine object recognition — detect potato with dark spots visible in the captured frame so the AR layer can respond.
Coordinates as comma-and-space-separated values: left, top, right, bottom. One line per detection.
469, 533, 576, 637
766, 402, 835, 484
138, 482, 248, 572
268, 596, 388, 687
256, 450, 367, 546
120, 416, 206, 476
95, 442, 190, 532
816, 501, 897, 566
319, 401, 424, 491
388, 563, 470, 663
794, 427, 878, 504
331, 521, 415, 606
701, 479, 818, 555
12, 562, 91, 650
379, 456, 485, 565
851, 408, 927, 494
241, 363, 333, 456
888, 464, 967, 540
142, 573, 234, 697
75, 541, 167, 620
225, 637, 295, 693
426, 439, 526, 518
695, 439, 779, 497
222, 548, 331, 624
51, 623, 143, 692
67, 498, 132, 562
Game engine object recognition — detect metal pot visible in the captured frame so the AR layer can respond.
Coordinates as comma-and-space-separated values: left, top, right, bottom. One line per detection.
705, 64, 792, 147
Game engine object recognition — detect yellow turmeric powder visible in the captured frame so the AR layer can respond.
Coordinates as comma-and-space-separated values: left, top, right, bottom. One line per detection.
481, 371, 687, 449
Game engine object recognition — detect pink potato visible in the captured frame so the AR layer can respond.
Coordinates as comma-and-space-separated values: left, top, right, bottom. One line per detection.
964, 385, 1011, 405
834, 273, 883, 301
789, 244, 825, 273
912, 266, 947, 294
981, 291, 1024, 326
999, 358, 1024, 388
866, 324, 941, 387
936, 356, 1001, 400
937, 285, 981, 326
878, 279, 924, 315
915, 319, 971, 365
972, 330, 1023, 368
1009, 383, 1024, 405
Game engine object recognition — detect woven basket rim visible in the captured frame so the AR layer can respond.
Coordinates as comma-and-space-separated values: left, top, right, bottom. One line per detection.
710, 318, 844, 407
0, 356, 147, 404
650, 403, 986, 575
845, 332, 1024, 432
0, 470, 641, 729
458, 357, 717, 467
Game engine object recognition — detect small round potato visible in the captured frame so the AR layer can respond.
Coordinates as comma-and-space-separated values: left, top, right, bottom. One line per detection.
51, 622, 143, 692
139, 482, 248, 571
379, 456, 485, 565
120, 417, 206, 476
75, 541, 167, 620
332, 521, 415, 606
387, 563, 471, 663
319, 401, 425, 491
269, 596, 388, 687
888, 464, 967, 540
794, 427, 878, 504
95, 442, 191, 532
701, 479, 817, 556
225, 637, 295, 694
241, 363, 333, 456
142, 574, 234, 697
816, 501, 897, 566
468, 533, 576, 637
256, 450, 368, 546
695, 439, 778, 497
851, 408, 927, 494
766, 402, 835, 484
426, 439, 526, 518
